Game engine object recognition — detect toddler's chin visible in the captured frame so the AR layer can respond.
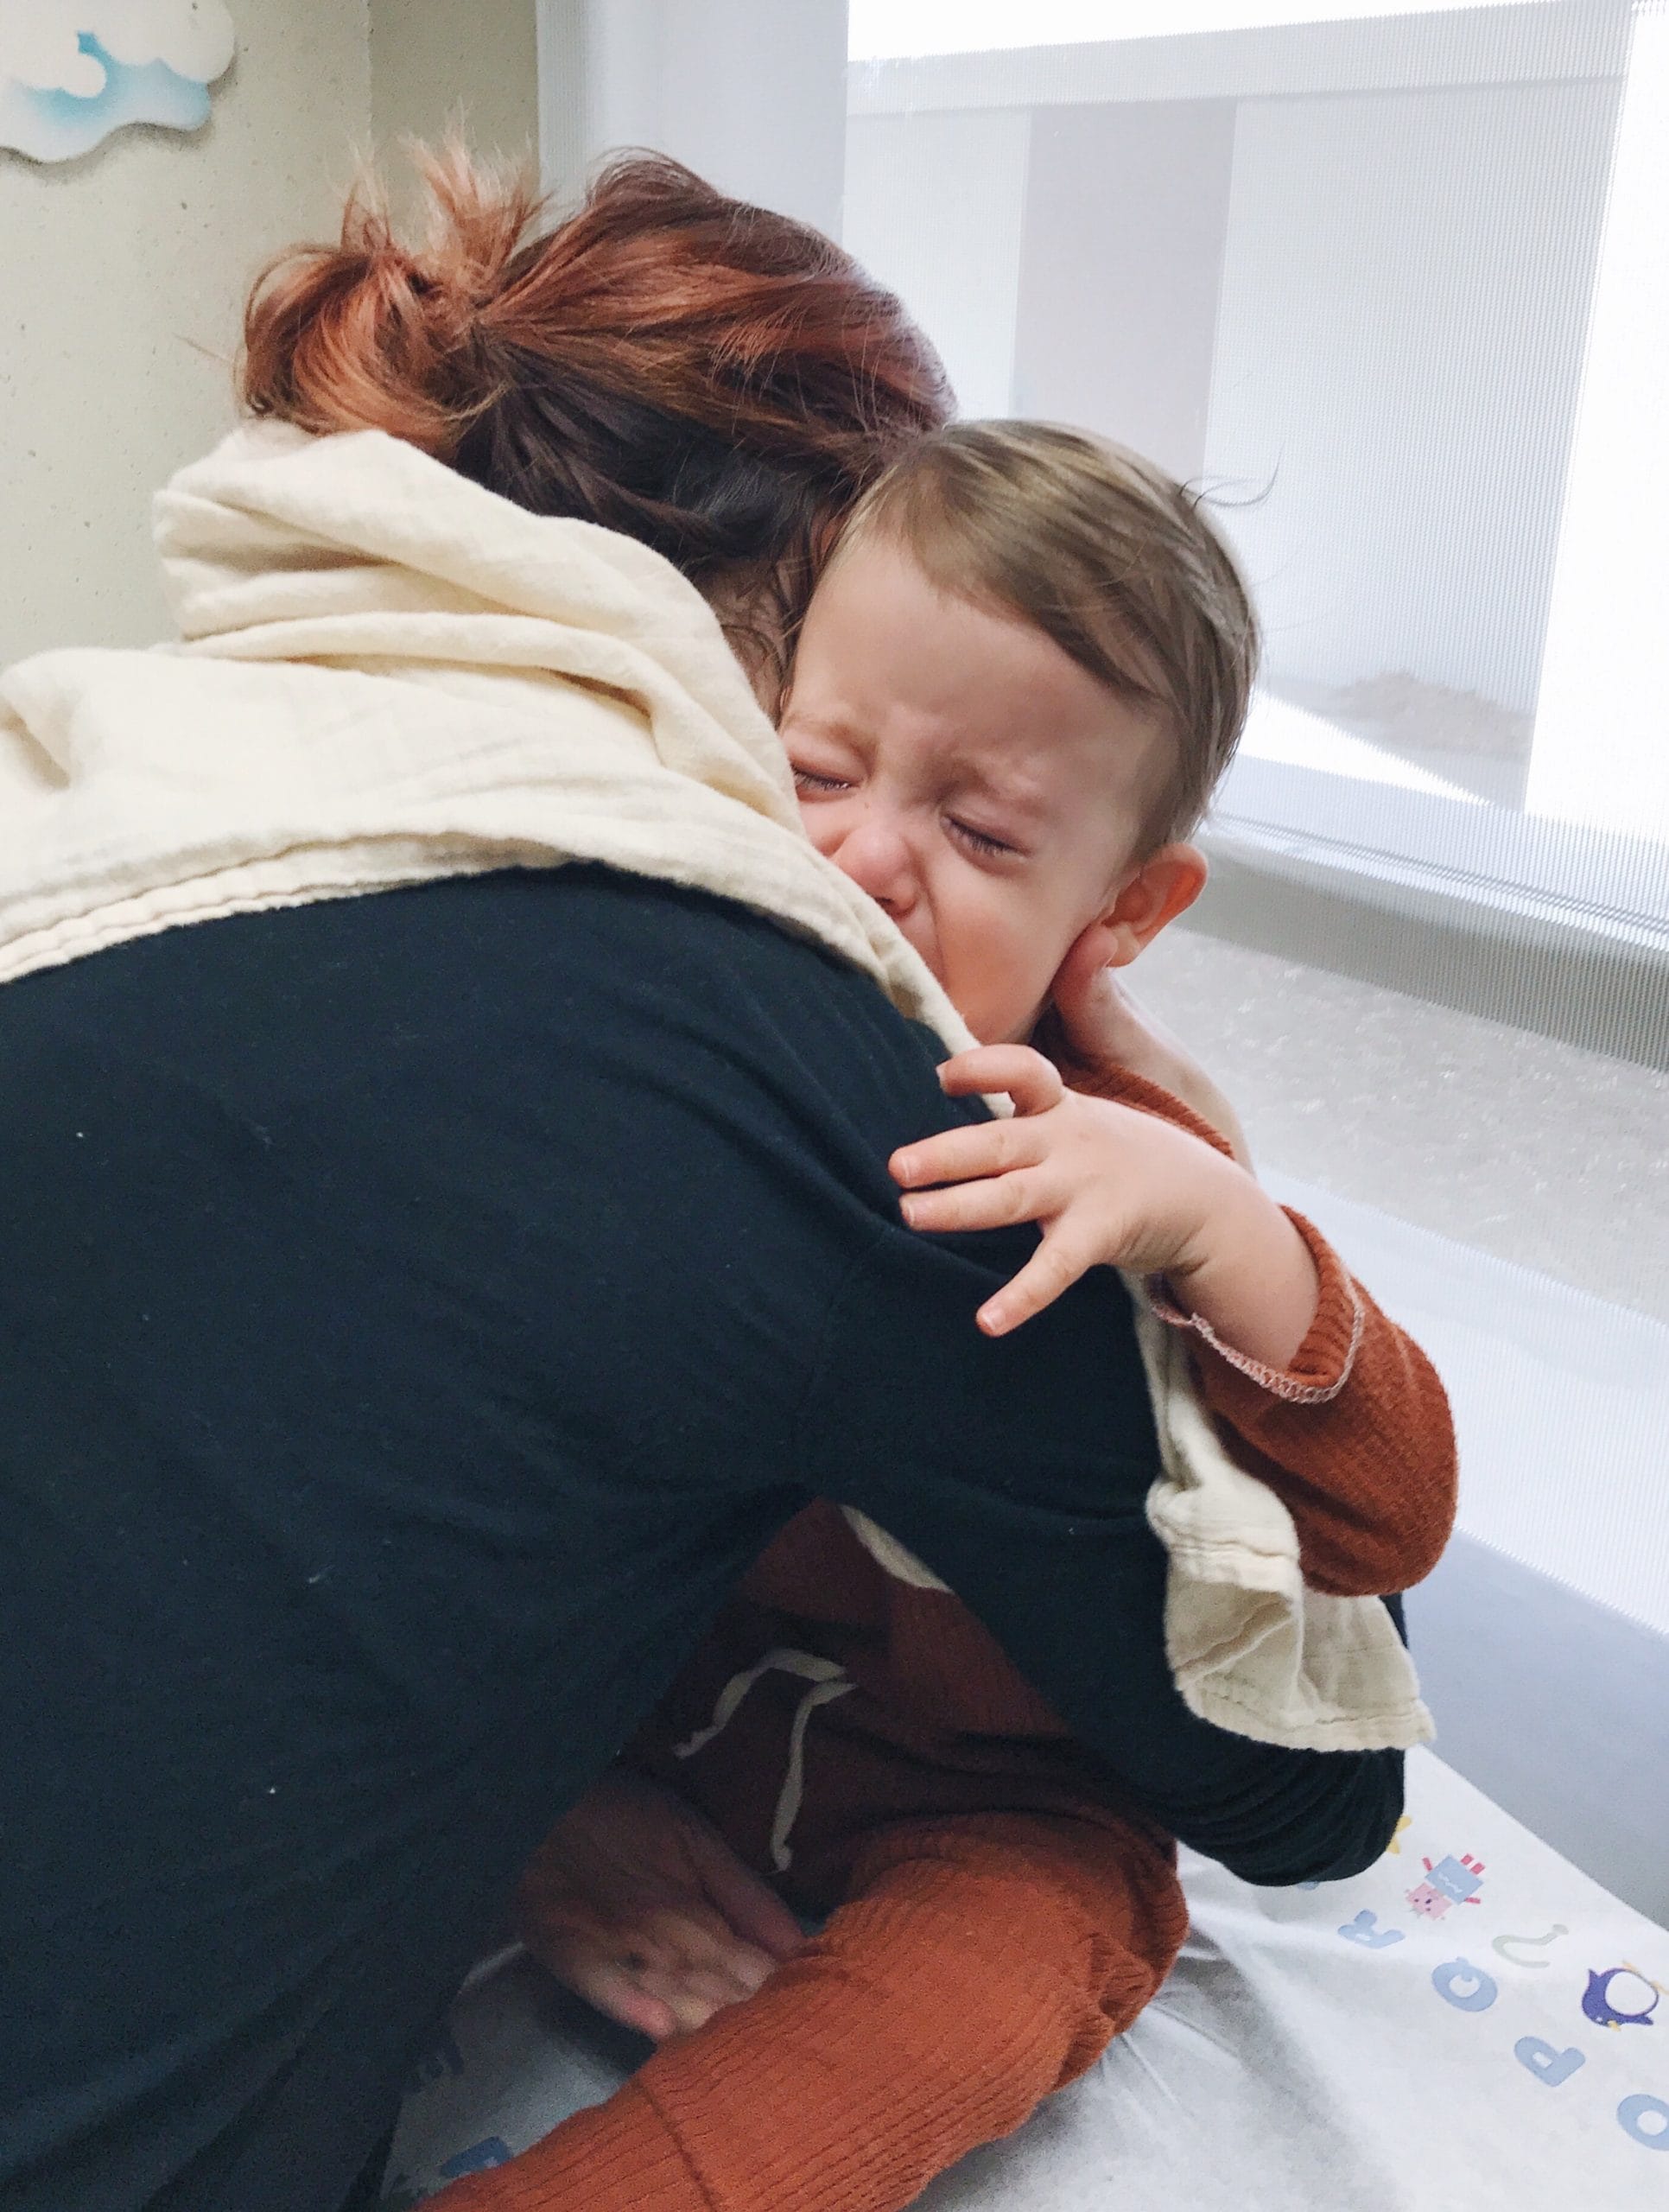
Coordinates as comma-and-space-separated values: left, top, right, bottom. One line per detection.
979, 995, 1049, 1049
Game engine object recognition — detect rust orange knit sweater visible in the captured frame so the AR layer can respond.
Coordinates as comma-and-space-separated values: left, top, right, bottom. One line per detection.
433, 1067, 1456, 2212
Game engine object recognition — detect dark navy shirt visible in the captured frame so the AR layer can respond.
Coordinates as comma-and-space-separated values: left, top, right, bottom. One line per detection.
0, 869, 1402, 2209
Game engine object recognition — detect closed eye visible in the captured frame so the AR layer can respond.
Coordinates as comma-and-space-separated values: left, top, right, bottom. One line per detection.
792, 769, 851, 795
948, 818, 1020, 860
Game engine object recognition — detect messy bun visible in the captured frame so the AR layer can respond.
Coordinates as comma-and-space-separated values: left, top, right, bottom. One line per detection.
240, 145, 950, 684
240, 148, 525, 457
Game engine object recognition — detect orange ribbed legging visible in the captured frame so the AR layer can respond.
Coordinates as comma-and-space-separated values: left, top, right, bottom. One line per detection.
428, 1810, 1186, 2212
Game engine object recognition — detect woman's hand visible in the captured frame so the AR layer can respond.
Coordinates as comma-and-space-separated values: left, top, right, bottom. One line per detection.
890, 1045, 1317, 1363
1038, 936, 1255, 1171
514, 1769, 804, 2043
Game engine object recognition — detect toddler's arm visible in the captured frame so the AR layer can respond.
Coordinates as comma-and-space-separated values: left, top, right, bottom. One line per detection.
1069, 1056, 1456, 1598
1160, 1200, 1454, 1596
892, 1046, 1456, 1600
429, 1809, 1184, 2212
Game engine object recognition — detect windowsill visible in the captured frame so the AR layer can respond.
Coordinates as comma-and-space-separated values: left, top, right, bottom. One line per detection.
1196, 754, 1669, 1070
1212, 752, 1669, 947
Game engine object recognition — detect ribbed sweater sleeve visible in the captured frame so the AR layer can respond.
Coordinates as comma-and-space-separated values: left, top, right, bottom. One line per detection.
425, 1813, 1184, 2212
1069, 1063, 1458, 1599
1184, 1211, 1456, 1595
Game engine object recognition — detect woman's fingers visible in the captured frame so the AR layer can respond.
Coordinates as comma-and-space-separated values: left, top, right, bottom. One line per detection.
567, 1956, 681, 2043
977, 1229, 1096, 1337
567, 1910, 781, 2042
511, 1768, 796, 2038
521, 1877, 784, 2032
1044, 943, 1157, 1074
682, 1809, 806, 1963
1046, 933, 1118, 1047
633, 1903, 780, 1992
565, 1949, 759, 2044
638, 1957, 764, 2037
936, 1044, 1066, 1116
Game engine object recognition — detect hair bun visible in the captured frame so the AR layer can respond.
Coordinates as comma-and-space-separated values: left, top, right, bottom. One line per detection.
237, 143, 950, 702
240, 144, 536, 456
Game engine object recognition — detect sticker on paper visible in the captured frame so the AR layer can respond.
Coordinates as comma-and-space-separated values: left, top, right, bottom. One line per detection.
1582, 1965, 1664, 2031
1406, 1853, 1485, 1922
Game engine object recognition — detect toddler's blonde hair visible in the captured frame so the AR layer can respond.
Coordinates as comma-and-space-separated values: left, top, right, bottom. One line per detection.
834, 422, 1259, 849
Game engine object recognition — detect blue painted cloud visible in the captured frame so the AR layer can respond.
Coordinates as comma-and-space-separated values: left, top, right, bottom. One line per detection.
0, 3, 235, 162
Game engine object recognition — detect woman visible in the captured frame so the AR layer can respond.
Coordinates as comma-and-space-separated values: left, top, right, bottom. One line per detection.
0, 149, 1406, 2212
239, 151, 1260, 2212
244, 153, 1404, 2212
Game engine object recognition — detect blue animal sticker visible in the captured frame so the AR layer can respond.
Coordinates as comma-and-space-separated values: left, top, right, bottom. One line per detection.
1582, 1966, 1664, 2031
1406, 1852, 1485, 1923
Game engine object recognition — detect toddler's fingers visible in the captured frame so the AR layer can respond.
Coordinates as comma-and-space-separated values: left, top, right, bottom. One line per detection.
976, 1232, 1096, 1337
899, 1171, 1046, 1236
891, 1117, 1044, 1192
937, 1045, 1065, 1116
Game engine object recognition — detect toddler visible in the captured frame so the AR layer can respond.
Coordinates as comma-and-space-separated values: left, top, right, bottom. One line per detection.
435, 424, 1456, 2212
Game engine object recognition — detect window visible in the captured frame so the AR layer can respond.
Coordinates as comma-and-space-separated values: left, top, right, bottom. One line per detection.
843, 1, 1669, 1667
535, 0, 1669, 1673
845, 1, 1669, 999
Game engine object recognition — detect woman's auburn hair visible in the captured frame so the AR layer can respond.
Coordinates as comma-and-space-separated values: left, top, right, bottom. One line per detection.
239, 145, 952, 686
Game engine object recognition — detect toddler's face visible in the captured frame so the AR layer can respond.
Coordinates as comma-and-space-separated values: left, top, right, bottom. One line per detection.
780, 534, 1170, 1044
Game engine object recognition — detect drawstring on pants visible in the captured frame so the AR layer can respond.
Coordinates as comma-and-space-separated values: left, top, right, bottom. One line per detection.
672, 1647, 855, 1872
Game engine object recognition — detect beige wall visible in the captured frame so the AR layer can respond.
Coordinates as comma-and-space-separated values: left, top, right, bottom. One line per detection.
0, 7, 370, 662
371, 0, 539, 184
0, 1, 539, 665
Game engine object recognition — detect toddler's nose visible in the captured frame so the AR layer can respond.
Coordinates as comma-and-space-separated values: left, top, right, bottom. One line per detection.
833, 815, 918, 918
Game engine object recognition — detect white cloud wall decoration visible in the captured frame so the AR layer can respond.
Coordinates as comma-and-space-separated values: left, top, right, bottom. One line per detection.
0, 3, 235, 162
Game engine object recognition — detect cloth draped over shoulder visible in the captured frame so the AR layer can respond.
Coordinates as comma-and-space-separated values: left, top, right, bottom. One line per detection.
0, 422, 1429, 1754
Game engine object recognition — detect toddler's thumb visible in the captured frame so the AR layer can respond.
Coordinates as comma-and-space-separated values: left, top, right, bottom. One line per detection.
1046, 932, 1126, 1065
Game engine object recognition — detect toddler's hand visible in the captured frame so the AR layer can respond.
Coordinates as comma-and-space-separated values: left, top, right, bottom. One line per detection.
514, 1769, 804, 2043
890, 1044, 1317, 1360
1038, 937, 1253, 1170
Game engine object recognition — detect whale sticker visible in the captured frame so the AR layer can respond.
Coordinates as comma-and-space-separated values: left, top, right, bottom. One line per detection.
1582, 1965, 1664, 2031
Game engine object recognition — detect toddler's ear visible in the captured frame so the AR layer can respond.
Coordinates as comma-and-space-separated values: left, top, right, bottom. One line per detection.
1094, 843, 1209, 969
